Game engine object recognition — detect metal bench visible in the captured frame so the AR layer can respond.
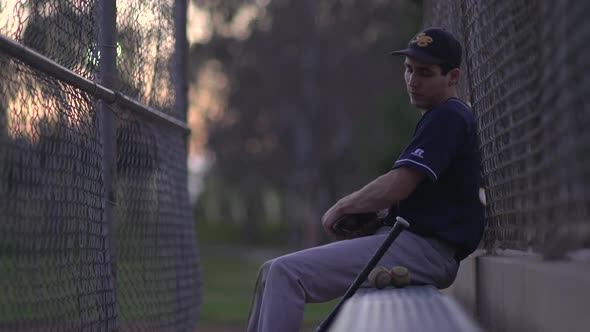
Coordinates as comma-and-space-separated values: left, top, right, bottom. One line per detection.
328, 285, 482, 332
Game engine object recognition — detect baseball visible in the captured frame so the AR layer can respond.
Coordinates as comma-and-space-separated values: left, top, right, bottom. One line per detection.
368, 266, 391, 289
479, 187, 487, 206
390, 266, 411, 287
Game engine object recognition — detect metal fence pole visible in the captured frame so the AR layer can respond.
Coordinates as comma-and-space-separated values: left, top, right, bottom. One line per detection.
173, 1, 193, 329
99, 0, 118, 330
175, 0, 188, 123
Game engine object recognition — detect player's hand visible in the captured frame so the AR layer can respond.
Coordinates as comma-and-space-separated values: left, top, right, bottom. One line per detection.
321, 202, 346, 240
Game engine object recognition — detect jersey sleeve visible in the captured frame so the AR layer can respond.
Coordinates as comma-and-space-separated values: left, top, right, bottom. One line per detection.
392, 110, 468, 182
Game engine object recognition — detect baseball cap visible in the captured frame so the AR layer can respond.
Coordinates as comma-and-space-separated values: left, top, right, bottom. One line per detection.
391, 27, 462, 69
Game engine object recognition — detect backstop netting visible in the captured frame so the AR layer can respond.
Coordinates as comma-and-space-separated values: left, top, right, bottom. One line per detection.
0, 1, 200, 331
424, 0, 590, 258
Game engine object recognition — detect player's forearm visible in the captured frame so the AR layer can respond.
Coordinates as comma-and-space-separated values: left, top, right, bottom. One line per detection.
338, 173, 398, 214
337, 168, 423, 215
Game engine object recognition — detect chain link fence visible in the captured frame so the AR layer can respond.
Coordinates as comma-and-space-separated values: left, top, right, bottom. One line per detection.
0, 1, 200, 331
424, 0, 590, 258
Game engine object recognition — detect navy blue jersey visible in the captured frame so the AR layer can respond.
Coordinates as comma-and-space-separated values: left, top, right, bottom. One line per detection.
391, 98, 485, 260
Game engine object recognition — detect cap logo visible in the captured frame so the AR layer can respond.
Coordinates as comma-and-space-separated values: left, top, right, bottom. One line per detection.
413, 32, 433, 47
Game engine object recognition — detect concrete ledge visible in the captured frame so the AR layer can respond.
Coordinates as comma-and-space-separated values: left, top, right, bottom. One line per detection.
329, 286, 482, 332
448, 253, 590, 332
445, 253, 478, 319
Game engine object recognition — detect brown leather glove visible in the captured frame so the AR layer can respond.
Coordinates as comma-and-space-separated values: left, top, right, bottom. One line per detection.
331, 212, 384, 239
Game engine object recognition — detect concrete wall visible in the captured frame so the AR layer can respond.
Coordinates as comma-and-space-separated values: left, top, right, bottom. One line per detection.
447, 252, 590, 332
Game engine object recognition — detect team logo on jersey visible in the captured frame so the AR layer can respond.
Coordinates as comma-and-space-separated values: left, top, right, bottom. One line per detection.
411, 148, 425, 158
412, 32, 433, 47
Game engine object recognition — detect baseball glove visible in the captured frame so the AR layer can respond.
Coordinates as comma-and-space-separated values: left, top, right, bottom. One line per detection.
331, 212, 384, 239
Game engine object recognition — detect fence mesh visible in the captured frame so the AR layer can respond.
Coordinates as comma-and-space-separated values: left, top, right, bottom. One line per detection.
424, 0, 590, 257
0, 0, 199, 331
117, 0, 176, 115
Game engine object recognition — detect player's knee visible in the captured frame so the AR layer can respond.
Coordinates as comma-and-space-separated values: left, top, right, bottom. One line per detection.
261, 259, 274, 272
268, 255, 295, 279
257, 258, 275, 279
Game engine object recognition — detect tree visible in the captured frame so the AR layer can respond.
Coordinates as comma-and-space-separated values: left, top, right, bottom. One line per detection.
190, 0, 422, 246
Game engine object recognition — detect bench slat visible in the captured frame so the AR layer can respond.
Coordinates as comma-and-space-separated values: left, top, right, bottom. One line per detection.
328, 286, 482, 332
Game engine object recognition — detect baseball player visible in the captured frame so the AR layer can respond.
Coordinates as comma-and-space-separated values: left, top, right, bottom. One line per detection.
247, 27, 485, 332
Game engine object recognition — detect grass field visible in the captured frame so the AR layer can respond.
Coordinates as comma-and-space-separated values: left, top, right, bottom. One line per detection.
0, 238, 337, 331
198, 245, 339, 332
0, 253, 179, 326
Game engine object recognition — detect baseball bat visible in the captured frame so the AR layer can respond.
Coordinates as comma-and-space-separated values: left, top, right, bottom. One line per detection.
315, 216, 410, 332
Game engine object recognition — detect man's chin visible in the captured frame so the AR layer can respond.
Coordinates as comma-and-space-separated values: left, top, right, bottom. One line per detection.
410, 100, 430, 110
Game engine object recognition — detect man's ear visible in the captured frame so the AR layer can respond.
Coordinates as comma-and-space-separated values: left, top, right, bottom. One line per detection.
448, 68, 461, 86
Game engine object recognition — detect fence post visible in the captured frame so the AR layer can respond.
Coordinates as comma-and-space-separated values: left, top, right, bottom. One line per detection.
175, 0, 188, 123
99, 0, 118, 330
174, 0, 191, 329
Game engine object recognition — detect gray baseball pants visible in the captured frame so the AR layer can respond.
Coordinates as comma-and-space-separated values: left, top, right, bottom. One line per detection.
246, 226, 459, 332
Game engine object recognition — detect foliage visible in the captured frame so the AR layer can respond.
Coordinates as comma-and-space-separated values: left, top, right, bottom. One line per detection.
190, 0, 423, 245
